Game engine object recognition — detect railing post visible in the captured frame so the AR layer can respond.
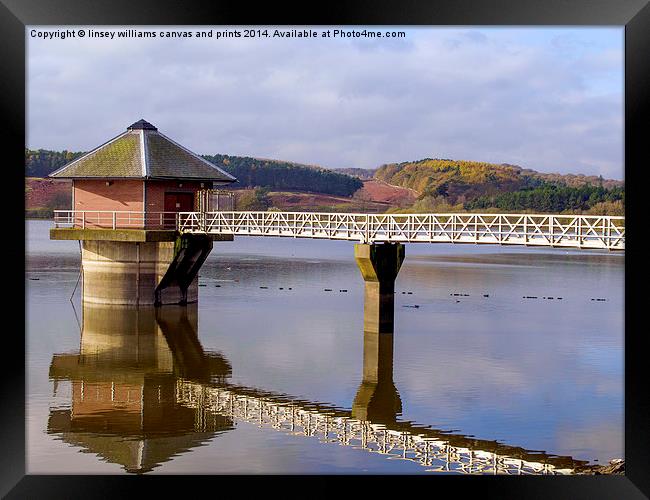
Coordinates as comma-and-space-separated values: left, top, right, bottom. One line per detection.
112, 211, 116, 230
523, 216, 527, 244
365, 214, 370, 244
577, 217, 582, 247
82, 211, 85, 229
499, 216, 503, 244
607, 217, 612, 249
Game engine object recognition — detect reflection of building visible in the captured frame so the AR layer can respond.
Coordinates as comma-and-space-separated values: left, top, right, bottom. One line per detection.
48, 304, 233, 474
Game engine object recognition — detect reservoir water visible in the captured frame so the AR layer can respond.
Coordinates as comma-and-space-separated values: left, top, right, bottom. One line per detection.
25, 219, 624, 474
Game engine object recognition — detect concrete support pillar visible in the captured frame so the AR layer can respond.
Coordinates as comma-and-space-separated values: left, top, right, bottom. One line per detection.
352, 242, 404, 423
354, 242, 405, 334
80, 240, 203, 306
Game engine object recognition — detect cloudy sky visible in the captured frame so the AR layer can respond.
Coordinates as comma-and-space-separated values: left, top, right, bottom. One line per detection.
27, 27, 623, 179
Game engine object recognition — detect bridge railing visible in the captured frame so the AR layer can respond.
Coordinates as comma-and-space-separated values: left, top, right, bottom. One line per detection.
52, 210, 625, 250
177, 211, 625, 250
53, 210, 181, 230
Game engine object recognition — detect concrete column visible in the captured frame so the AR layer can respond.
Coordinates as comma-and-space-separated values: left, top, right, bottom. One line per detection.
354, 242, 405, 334
352, 242, 404, 423
80, 240, 202, 306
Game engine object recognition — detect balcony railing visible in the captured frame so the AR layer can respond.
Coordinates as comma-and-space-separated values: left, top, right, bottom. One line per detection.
53, 210, 182, 230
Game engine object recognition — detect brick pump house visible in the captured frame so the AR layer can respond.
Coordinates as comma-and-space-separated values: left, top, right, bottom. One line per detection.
49, 119, 236, 306
49, 119, 236, 229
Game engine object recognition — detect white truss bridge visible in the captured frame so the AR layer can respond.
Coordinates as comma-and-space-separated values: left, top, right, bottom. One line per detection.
177, 380, 585, 475
53, 210, 625, 250
177, 212, 625, 250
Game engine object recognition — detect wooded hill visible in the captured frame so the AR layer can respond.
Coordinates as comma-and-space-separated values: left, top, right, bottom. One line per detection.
332, 167, 377, 180
374, 158, 624, 215
25, 148, 624, 215
25, 149, 84, 178
202, 154, 362, 196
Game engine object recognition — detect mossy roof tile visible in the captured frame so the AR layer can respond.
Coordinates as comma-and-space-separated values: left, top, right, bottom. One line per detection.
50, 132, 142, 178
49, 121, 236, 183
146, 132, 233, 181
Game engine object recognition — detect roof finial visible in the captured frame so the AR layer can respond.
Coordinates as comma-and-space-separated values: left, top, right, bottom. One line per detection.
127, 119, 157, 131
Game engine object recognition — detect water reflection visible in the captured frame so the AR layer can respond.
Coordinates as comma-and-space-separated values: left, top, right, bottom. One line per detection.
352, 331, 402, 425
48, 305, 233, 474
48, 300, 590, 474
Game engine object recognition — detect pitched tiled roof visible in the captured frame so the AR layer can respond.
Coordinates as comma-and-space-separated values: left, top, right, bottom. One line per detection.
145, 132, 234, 180
49, 121, 236, 184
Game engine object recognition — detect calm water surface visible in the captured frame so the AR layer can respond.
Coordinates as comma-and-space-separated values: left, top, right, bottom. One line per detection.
26, 220, 624, 474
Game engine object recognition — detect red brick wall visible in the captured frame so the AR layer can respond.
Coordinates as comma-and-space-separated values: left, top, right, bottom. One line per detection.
73, 179, 144, 228
73, 180, 144, 211
72, 179, 208, 228
145, 180, 205, 213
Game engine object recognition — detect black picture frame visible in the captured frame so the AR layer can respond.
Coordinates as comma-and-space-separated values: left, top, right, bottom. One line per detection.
3, 0, 648, 497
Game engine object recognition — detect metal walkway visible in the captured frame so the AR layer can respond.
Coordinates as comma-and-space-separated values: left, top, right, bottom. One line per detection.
178, 211, 625, 250
53, 210, 625, 250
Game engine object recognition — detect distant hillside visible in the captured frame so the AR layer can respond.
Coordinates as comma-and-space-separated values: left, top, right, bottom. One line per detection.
511, 165, 623, 190
374, 158, 624, 214
376, 158, 622, 199
25, 177, 71, 218
465, 183, 624, 215
25, 149, 85, 177
375, 158, 531, 203
332, 168, 376, 180
233, 187, 389, 213
24, 148, 624, 216
203, 154, 363, 196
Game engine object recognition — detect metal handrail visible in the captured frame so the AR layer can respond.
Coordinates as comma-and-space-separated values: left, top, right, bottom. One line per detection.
180, 211, 625, 250
52, 210, 625, 250
53, 210, 182, 230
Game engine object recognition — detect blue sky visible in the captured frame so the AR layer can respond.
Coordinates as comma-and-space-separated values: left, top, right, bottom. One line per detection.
27, 26, 623, 179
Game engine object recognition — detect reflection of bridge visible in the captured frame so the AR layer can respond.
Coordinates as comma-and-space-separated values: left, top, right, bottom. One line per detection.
176, 381, 579, 475
48, 302, 590, 475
